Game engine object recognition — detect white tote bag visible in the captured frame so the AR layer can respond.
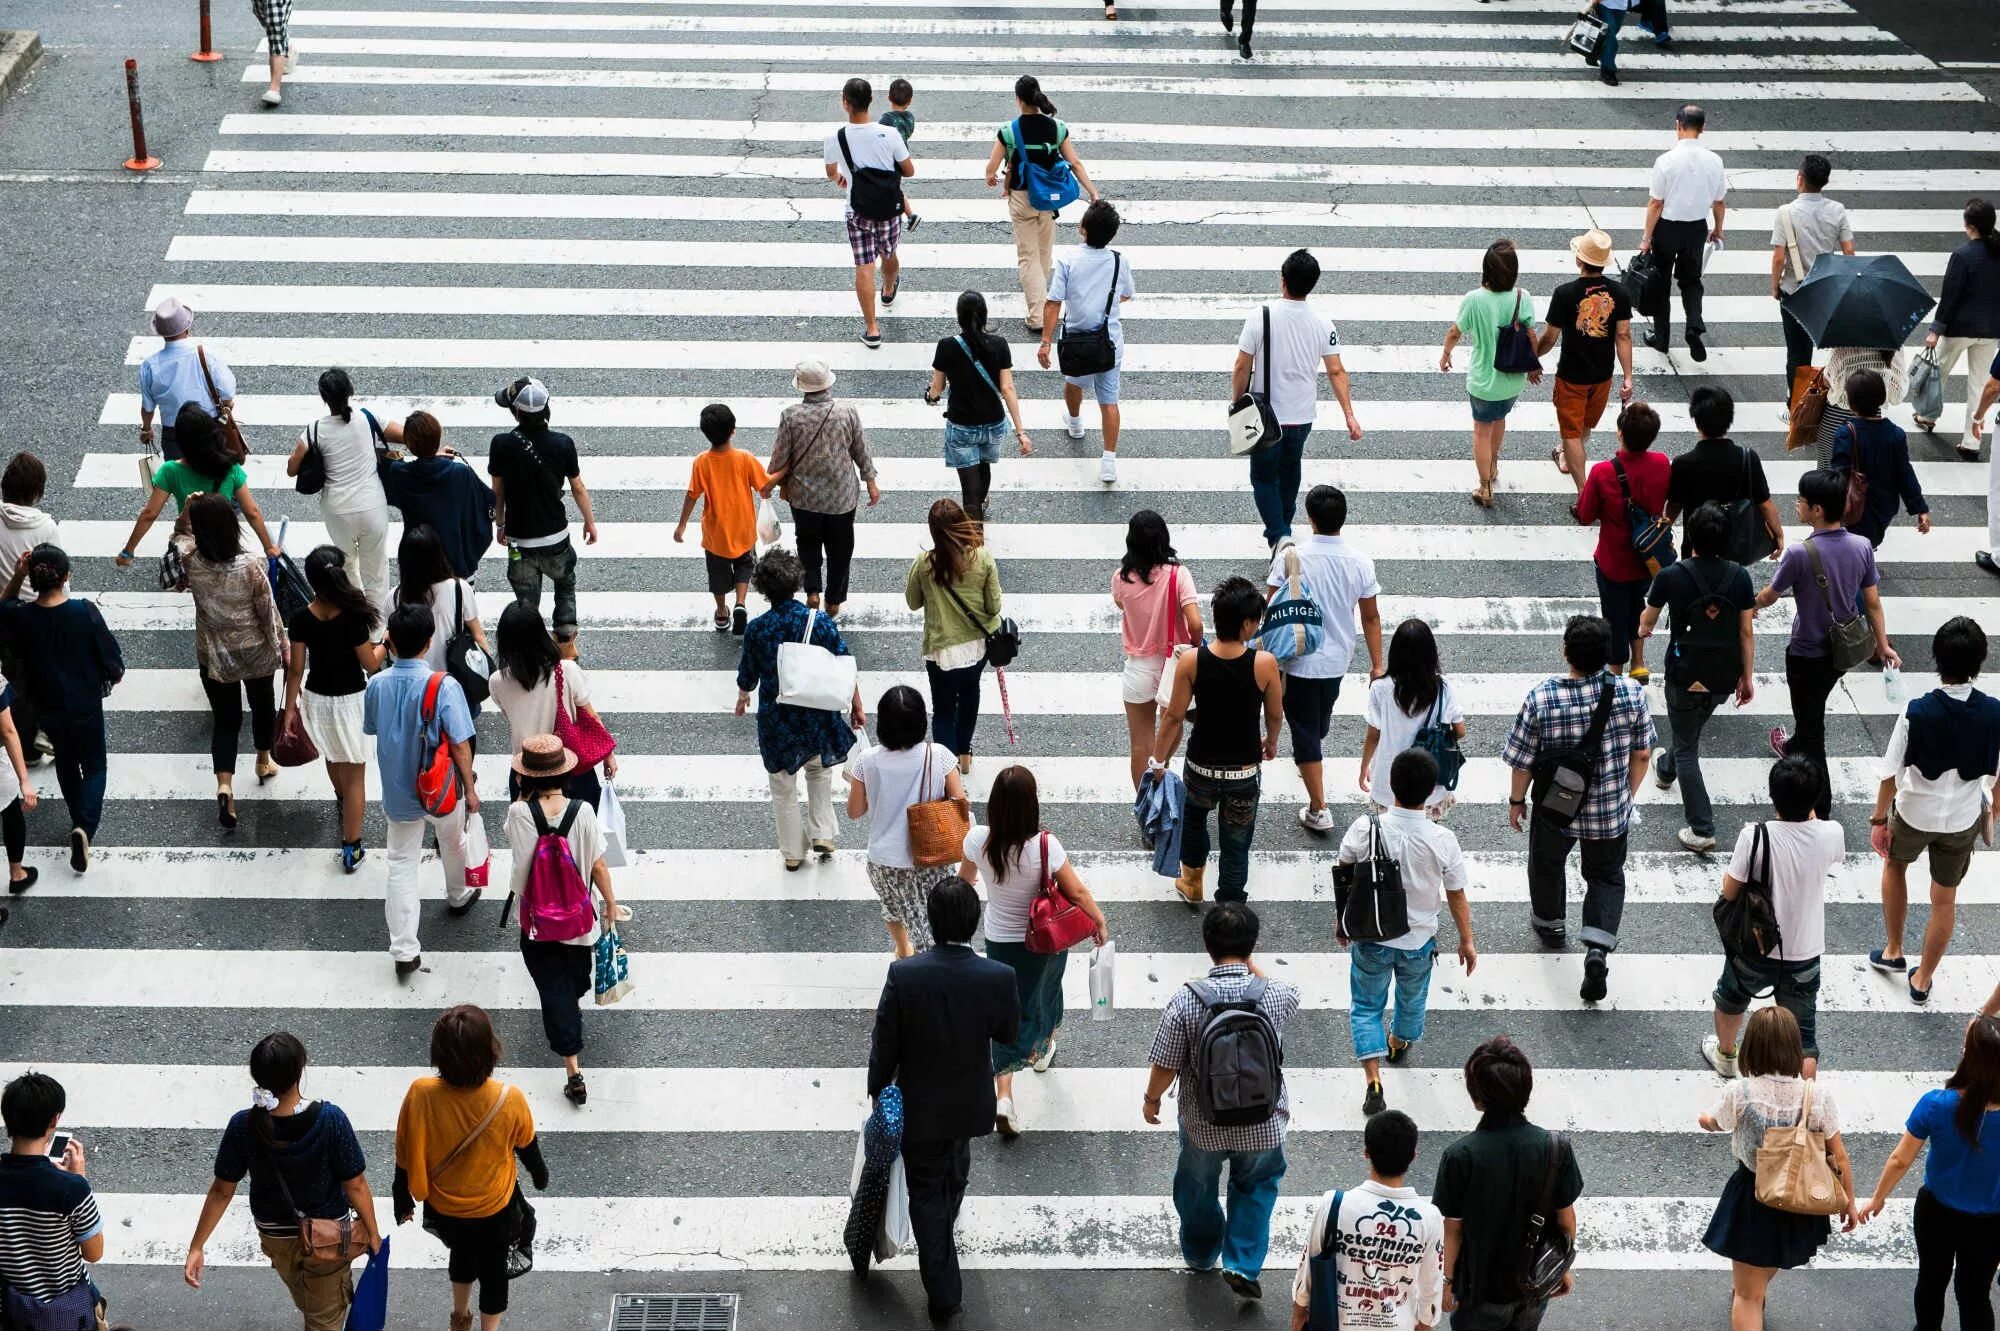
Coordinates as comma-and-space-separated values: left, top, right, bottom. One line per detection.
599, 778, 629, 868
776, 608, 858, 713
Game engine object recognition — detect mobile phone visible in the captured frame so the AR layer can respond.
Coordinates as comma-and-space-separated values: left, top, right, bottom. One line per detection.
46, 1132, 70, 1161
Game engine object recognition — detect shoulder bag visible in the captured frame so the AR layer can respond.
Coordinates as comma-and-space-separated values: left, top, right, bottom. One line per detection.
297, 420, 327, 496
775, 606, 860, 714
1517, 1132, 1577, 1298
1025, 830, 1095, 954
198, 345, 249, 463
552, 661, 617, 769
940, 573, 1020, 669
1613, 454, 1678, 576
1804, 534, 1875, 671
905, 744, 973, 869
1056, 251, 1121, 378
254, 1114, 368, 1261
1227, 305, 1281, 456
1304, 1189, 1347, 1331
837, 126, 904, 222
1713, 821, 1784, 972
444, 582, 491, 707
1531, 679, 1615, 829
1754, 1079, 1846, 1216
1724, 447, 1779, 564
1492, 290, 1543, 375
1835, 421, 1870, 527
1413, 686, 1466, 791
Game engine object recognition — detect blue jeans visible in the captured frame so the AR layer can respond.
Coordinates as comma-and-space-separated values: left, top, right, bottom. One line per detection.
1598, 6, 1625, 73
925, 658, 984, 757
1658, 681, 1724, 837
1171, 1130, 1287, 1278
1349, 938, 1436, 1061
45, 711, 108, 839
1248, 424, 1312, 546
1180, 765, 1260, 901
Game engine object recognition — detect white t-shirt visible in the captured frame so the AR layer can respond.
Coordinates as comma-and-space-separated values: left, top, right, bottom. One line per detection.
1709, 1075, 1840, 1173
1266, 534, 1379, 679
962, 825, 1068, 944
487, 659, 591, 755
852, 741, 957, 869
1048, 245, 1136, 345
1878, 684, 1998, 834
1365, 676, 1464, 811
504, 795, 605, 947
1238, 299, 1342, 427
416, 578, 479, 673
1650, 138, 1728, 222
822, 122, 909, 208
1726, 819, 1843, 960
300, 412, 389, 516
1290, 1181, 1446, 1331
1336, 807, 1467, 951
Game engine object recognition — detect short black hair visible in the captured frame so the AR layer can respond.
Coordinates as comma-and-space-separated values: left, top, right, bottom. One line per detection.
1800, 153, 1832, 191
1304, 484, 1347, 535
1617, 401, 1661, 452
1464, 1035, 1533, 1118
751, 547, 803, 603
1210, 576, 1266, 642
387, 602, 436, 659
1389, 748, 1439, 809
1769, 754, 1819, 822
927, 876, 982, 945
700, 403, 736, 448
1281, 248, 1321, 298
1562, 614, 1613, 675
1798, 467, 1847, 522
876, 683, 928, 750
1202, 902, 1260, 961
842, 76, 872, 111
1935, 615, 1989, 684
1845, 368, 1887, 417
1364, 1108, 1419, 1177
1684, 501, 1730, 560
1688, 385, 1734, 438
1080, 199, 1120, 248
2, 1072, 64, 1139
1677, 102, 1707, 131
888, 77, 913, 106
1, 453, 46, 507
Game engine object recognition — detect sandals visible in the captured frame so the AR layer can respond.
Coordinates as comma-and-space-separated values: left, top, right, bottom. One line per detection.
881, 279, 900, 306
1471, 480, 1495, 508
713, 609, 730, 632
1104, 4, 1118, 17
1550, 445, 1570, 475
564, 1073, 588, 1106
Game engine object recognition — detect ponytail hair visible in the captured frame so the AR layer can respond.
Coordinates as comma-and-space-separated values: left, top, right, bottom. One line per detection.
247, 1031, 308, 1153
317, 368, 354, 425
304, 543, 380, 632
1969, 198, 2000, 258
1014, 74, 1056, 117
955, 289, 989, 338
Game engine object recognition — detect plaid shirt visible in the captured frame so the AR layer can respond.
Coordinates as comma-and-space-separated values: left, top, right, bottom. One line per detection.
1500, 670, 1656, 840
769, 393, 876, 515
1146, 963, 1301, 1153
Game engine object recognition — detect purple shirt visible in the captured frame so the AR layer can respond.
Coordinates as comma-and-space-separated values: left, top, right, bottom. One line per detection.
1768, 528, 1879, 658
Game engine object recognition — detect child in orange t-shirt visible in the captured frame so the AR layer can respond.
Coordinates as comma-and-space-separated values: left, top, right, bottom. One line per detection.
675, 403, 771, 634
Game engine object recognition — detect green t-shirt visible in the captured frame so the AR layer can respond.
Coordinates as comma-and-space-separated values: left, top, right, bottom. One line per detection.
153, 459, 247, 511
1456, 286, 1536, 402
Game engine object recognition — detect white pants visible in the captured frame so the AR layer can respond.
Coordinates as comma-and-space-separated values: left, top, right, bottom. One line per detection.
384, 805, 478, 961
322, 504, 392, 635
769, 760, 835, 863
1934, 335, 2000, 437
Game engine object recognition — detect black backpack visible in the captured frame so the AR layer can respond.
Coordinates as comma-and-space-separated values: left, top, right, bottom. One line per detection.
1185, 978, 1285, 1127
1333, 814, 1409, 942
1713, 821, 1784, 963
836, 127, 904, 222
1530, 679, 1614, 829
1665, 560, 1745, 696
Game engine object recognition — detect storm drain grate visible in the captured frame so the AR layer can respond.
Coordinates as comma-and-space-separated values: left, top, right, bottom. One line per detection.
608, 1293, 738, 1331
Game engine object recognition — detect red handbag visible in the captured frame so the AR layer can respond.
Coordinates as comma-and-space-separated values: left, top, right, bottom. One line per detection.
553, 663, 617, 770
1025, 831, 1095, 955
273, 704, 319, 768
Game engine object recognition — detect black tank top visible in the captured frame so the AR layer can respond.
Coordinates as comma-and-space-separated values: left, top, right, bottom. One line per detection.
1186, 645, 1262, 768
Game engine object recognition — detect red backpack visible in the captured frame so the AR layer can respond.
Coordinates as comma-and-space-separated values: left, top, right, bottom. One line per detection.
520, 800, 595, 942
415, 673, 460, 817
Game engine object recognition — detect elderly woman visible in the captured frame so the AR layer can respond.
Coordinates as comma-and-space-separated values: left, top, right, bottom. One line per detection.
762, 360, 879, 620
734, 548, 866, 870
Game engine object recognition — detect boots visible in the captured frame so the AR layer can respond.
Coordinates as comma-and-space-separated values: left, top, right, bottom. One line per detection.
1174, 863, 1206, 906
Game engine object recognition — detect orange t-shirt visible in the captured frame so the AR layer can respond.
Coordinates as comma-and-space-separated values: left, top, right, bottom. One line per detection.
395, 1078, 536, 1220
687, 446, 770, 559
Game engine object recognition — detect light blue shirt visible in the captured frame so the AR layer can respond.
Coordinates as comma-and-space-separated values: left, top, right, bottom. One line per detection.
1048, 245, 1135, 346
364, 657, 475, 823
138, 340, 235, 423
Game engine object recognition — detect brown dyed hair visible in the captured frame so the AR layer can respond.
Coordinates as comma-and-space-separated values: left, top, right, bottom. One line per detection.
402, 410, 443, 458
1481, 239, 1519, 293
925, 497, 983, 588
2, 453, 46, 507
983, 766, 1041, 883
430, 1004, 502, 1089
1737, 1006, 1805, 1079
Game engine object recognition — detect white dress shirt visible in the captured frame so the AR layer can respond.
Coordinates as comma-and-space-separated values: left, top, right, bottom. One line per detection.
1650, 138, 1728, 223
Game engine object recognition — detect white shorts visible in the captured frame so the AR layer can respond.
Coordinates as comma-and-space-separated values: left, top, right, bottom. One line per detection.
1121, 655, 1167, 706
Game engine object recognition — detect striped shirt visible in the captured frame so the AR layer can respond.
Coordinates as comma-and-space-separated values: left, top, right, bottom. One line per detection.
0, 1154, 101, 1301
1146, 963, 1301, 1153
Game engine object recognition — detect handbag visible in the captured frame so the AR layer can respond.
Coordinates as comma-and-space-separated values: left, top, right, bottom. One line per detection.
159, 536, 189, 592
1332, 813, 1409, 942
939, 576, 1020, 669
297, 420, 327, 496
273, 699, 319, 767
444, 583, 491, 708
1835, 422, 1870, 527
904, 744, 972, 869
137, 445, 161, 496
593, 922, 633, 1006
346, 1235, 390, 1331
775, 606, 860, 713
1227, 305, 1282, 456
1613, 454, 1677, 576
552, 662, 617, 770
1562, 6, 1606, 56
1412, 688, 1466, 792
198, 344, 248, 463
1713, 821, 1783, 970
1492, 290, 1543, 375
1804, 534, 1875, 672
1304, 1190, 1346, 1331
1723, 448, 1778, 565
256, 1127, 368, 1261
1517, 1132, 1577, 1299
1785, 366, 1828, 451
1623, 249, 1664, 321
1754, 1080, 1846, 1216
1907, 344, 1945, 421
1055, 251, 1120, 378
1025, 830, 1095, 954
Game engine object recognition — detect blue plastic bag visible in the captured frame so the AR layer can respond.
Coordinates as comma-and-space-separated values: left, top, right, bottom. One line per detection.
345, 1235, 389, 1331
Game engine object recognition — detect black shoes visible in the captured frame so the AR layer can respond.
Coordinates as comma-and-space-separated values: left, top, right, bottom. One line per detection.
447, 888, 483, 917
1643, 331, 1670, 354
1362, 1080, 1387, 1116
731, 605, 748, 635
1600, 69, 1620, 86
564, 1072, 588, 1106
1221, 1270, 1263, 1301
1686, 330, 1708, 363
1220, 7, 1233, 31
1581, 947, 1610, 1003
67, 828, 88, 874
7, 866, 36, 896
1977, 551, 2000, 577
1238, 38, 1252, 58
395, 956, 422, 980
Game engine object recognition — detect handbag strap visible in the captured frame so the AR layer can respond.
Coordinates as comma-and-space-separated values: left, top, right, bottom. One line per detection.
1101, 251, 1122, 327
1261, 305, 1273, 400
836, 126, 858, 175
1612, 453, 1633, 505
953, 335, 1002, 399
1803, 534, 1843, 617
249, 1116, 310, 1222
1319, 1189, 1346, 1260
197, 344, 227, 415
1533, 1132, 1569, 1225
939, 572, 997, 635
430, 1083, 512, 1186
1038, 829, 1054, 899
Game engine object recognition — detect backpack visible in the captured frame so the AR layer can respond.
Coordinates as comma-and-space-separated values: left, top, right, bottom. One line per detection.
1007, 116, 1081, 213
1713, 821, 1784, 966
415, 672, 462, 818
1723, 447, 1778, 564
1665, 560, 1745, 696
1530, 678, 1615, 829
1333, 814, 1409, 942
519, 799, 595, 942
1185, 977, 1285, 1127
836, 126, 904, 222
1612, 454, 1677, 576
1257, 541, 1325, 663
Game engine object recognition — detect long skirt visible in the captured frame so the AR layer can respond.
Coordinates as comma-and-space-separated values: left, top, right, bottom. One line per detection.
986, 938, 1067, 1075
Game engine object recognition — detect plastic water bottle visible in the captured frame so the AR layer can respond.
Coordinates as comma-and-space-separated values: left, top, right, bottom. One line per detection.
1882, 664, 1903, 704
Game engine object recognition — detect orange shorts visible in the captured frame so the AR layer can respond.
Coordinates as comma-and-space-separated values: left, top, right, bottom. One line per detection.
1553, 376, 1612, 438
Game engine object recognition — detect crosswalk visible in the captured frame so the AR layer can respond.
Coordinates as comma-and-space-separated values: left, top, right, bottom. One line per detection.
21, 0, 2000, 1319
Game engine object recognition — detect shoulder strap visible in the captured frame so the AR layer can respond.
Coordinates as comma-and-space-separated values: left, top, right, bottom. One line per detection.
1841, 422, 1865, 478
1008, 116, 1023, 165
530, 797, 553, 837
1740, 445, 1754, 490
197, 344, 225, 408
939, 574, 995, 633
1613, 453, 1633, 503
1261, 305, 1273, 399
1039, 829, 1053, 897
801, 605, 818, 644
555, 798, 582, 837
1320, 1190, 1347, 1259
1241, 975, 1268, 1004
953, 335, 1001, 398
1185, 979, 1218, 1010
1101, 252, 1121, 323
1538, 1132, 1569, 1212
248, 1119, 308, 1220
361, 407, 383, 445
1803, 535, 1843, 616
421, 671, 444, 723
308, 420, 318, 450
429, 1084, 512, 1186
453, 580, 466, 633
1780, 205, 1808, 284
836, 126, 858, 172
1367, 812, 1386, 863
1583, 677, 1615, 749
1510, 290, 1523, 325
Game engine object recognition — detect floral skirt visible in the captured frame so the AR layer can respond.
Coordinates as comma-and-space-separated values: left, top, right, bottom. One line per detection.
986, 938, 1067, 1075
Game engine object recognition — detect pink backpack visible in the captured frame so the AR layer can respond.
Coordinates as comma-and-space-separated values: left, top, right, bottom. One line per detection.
520, 800, 595, 942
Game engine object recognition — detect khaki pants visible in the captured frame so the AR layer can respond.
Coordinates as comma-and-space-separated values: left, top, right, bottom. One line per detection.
769, 759, 835, 863
1934, 335, 2000, 437
260, 1231, 357, 1331
1008, 190, 1055, 328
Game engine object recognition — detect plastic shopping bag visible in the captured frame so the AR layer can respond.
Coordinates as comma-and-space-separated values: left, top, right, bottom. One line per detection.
1089, 941, 1116, 1021
593, 927, 633, 1006
878, 1153, 912, 1259
757, 497, 782, 546
599, 779, 629, 868
344, 1235, 390, 1331
462, 812, 491, 889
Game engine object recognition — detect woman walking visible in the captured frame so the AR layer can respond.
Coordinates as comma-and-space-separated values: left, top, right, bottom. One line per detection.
397, 524, 488, 675
394, 1005, 547, 1331
905, 499, 1001, 775
1440, 239, 1538, 508
1112, 509, 1201, 789
287, 369, 394, 630
983, 76, 1101, 333
764, 359, 878, 619
847, 685, 964, 957
488, 602, 616, 806
1575, 401, 1669, 679
735, 548, 865, 870
1862, 1015, 2000, 1331
115, 403, 282, 569
183, 1032, 378, 1331
0, 685, 36, 895
177, 493, 284, 830
925, 291, 1034, 521
1359, 618, 1466, 820
1697, 1006, 1860, 1331
1921, 199, 2000, 453
251, 0, 297, 106
1812, 345, 1906, 470
959, 764, 1108, 1137
282, 546, 383, 871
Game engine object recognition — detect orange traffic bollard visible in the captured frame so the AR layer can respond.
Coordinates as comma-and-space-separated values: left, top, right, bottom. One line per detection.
191, 0, 224, 61
123, 59, 160, 171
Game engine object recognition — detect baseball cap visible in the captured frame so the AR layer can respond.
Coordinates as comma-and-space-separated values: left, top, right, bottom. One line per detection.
496, 377, 550, 412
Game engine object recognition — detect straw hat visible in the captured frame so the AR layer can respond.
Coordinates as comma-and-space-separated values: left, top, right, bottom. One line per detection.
1569, 229, 1615, 268
511, 733, 577, 778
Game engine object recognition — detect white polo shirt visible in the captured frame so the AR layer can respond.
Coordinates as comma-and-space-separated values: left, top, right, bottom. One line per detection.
1265, 533, 1379, 680
1336, 806, 1468, 952
1650, 138, 1728, 222
1237, 299, 1342, 428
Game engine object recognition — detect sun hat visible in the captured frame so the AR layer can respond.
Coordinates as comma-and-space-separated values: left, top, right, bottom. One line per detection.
511, 733, 577, 778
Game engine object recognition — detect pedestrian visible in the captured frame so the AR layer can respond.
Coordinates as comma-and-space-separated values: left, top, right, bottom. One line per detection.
507, 734, 623, 1107
1340, 749, 1476, 1119
983, 75, 1100, 334
1113, 509, 1202, 789
1538, 229, 1634, 491
282, 546, 384, 872
1867, 616, 1999, 1005
1433, 1036, 1582, 1331
1663, 386, 1786, 565
379, 411, 495, 582
1697, 1007, 1860, 1331
1143, 902, 1301, 1302
1235, 248, 1363, 546
1501, 615, 1655, 1001
1920, 199, 2000, 454
1830, 369, 1931, 549
1441, 239, 1537, 509
288, 369, 395, 631
1638, 501, 1756, 852
904, 499, 1001, 776
1584, 0, 1635, 86
251, 0, 296, 105
1289, 1109, 1445, 1331
0, 685, 36, 896
183, 1032, 379, 1331
926, 290, 1034, 522
879, 78, 921, 231
675, 403, 770, 635
137, 296, 233, 462
116, 402, 283, 569
397, 523, 488, 677
1151, 576, 1283, 906
764, 360, 878, 617
1266, 484, 1382, 833
1758, 469, 1898, 820
960, 763, 1110, 1136
490, 378, 595, 645
364, 603, 484, 980
1040, 200, 1134, 483
1574, 401, 1669, 680
865, 878, 1021, 1323
1702, 755, 1841, 1079
1861, 1015, 2000, 1331
0, 1072, 132, 1331
735, 548, 864, 871
1360, 618, 1466, 820
1220, 0, 1255, 57
824, 77, 914, 350
392, 1004, 547, 1331
1811, 344, 1905, 471
0, 452, 57, 765
849, 685, 964, 957
1641, 103, 1727, 361
1771, 155, 1856, 398
0, 545, 122, 874
488, 602, 616, 807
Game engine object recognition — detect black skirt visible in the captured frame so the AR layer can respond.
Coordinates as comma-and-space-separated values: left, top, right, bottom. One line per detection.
1702, 1163, 1832, 1270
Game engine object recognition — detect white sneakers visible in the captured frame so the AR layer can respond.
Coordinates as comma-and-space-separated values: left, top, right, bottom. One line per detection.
1098, 452, 1118, 484
1702, 1033, 1739, 1078
260, 88, 283, 106
1297, 805, 1336, 834
1065, 416, 1086, 441
1652, 748, 1674, 789
1678, 827, 1718, 852
995, 1096, 1021, 1137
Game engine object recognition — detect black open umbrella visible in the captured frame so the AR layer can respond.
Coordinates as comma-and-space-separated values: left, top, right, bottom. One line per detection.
1781, 253, 1934, 348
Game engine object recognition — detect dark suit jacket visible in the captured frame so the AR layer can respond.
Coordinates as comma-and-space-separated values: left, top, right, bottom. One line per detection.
866, 944, 1021, 1143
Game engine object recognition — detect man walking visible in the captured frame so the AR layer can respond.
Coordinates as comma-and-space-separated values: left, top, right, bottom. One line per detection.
137, 297, 234, 462
1640, 104, 1727, 362
1040, 200, 1135, 484
490, 377, 597, 645
1288, 1109, 1444, 1331
824, 77, 915, 350
1772, 155, 1856, 398
866, 878, 1020, 1323
1663, 386, 1786, 566
0, 1072, 132, 1331
1144, 903, 1301, 1303
1501, 616, 1655, 1002
1234, 249, 1363, 547
1220, 0, 1256, 59
1537, 229, 1634, 491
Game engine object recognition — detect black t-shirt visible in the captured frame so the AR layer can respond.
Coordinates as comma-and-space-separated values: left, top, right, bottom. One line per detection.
998, 114, 1066, 190
289, 605, 372, 696
488, 427, 580, 542
1544, 274, 1632, 385
932, 332, 1013, 427
1432, 1117, 1585, 1306
1667, 437, 1770, 515
1647, 554, 1756, 623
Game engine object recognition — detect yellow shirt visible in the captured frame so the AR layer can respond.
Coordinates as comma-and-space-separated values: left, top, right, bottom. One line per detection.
395, 1078, 536, 1220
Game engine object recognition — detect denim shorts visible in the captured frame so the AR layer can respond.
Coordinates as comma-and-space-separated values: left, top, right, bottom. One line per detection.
1064, 362, 1122, 406
1469, 393, 1518, 423
943, 419, 1008, 469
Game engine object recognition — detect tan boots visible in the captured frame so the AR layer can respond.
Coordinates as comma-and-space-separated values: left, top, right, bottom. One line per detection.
1174, 863, 1206, 906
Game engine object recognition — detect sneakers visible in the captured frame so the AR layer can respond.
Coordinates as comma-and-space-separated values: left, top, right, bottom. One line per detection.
1678, 827, 1717, 853
1220, 1270, 1262, 1300
1868, 948, 1907, 974
1099, 452, 1118, 484
1065, 416, 1086, 441
446, 888, 483, 917
1580, 947, 1609, 1003
1910, 973, 1932, 1006
67, 828, 88, 874
260, 88, 282, 107
1031, 1038, 1057, 1073
1701, 1033, 1739, 1078
1174, 863, 1206, 907
340, 840, 366, 873
1297, 804, 1336, 835
1362, 1080, 1387, 1116
1768, 727, 1790, 759
995, 1096, 1021, 1137
1653, 748, 1675, 788
731, 605, 748, 635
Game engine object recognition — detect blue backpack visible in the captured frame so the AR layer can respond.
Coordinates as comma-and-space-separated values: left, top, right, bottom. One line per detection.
1009, 117, 1081, 214
1257, 541, 1325, 663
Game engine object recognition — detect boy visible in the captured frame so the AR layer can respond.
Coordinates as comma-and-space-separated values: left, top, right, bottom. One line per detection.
1829, 367, 1930, 549
879, 77, 920, 231
1337, 748, 1476, 1117
675, 403, 770, 635
1289, 1110, 1444, 1331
